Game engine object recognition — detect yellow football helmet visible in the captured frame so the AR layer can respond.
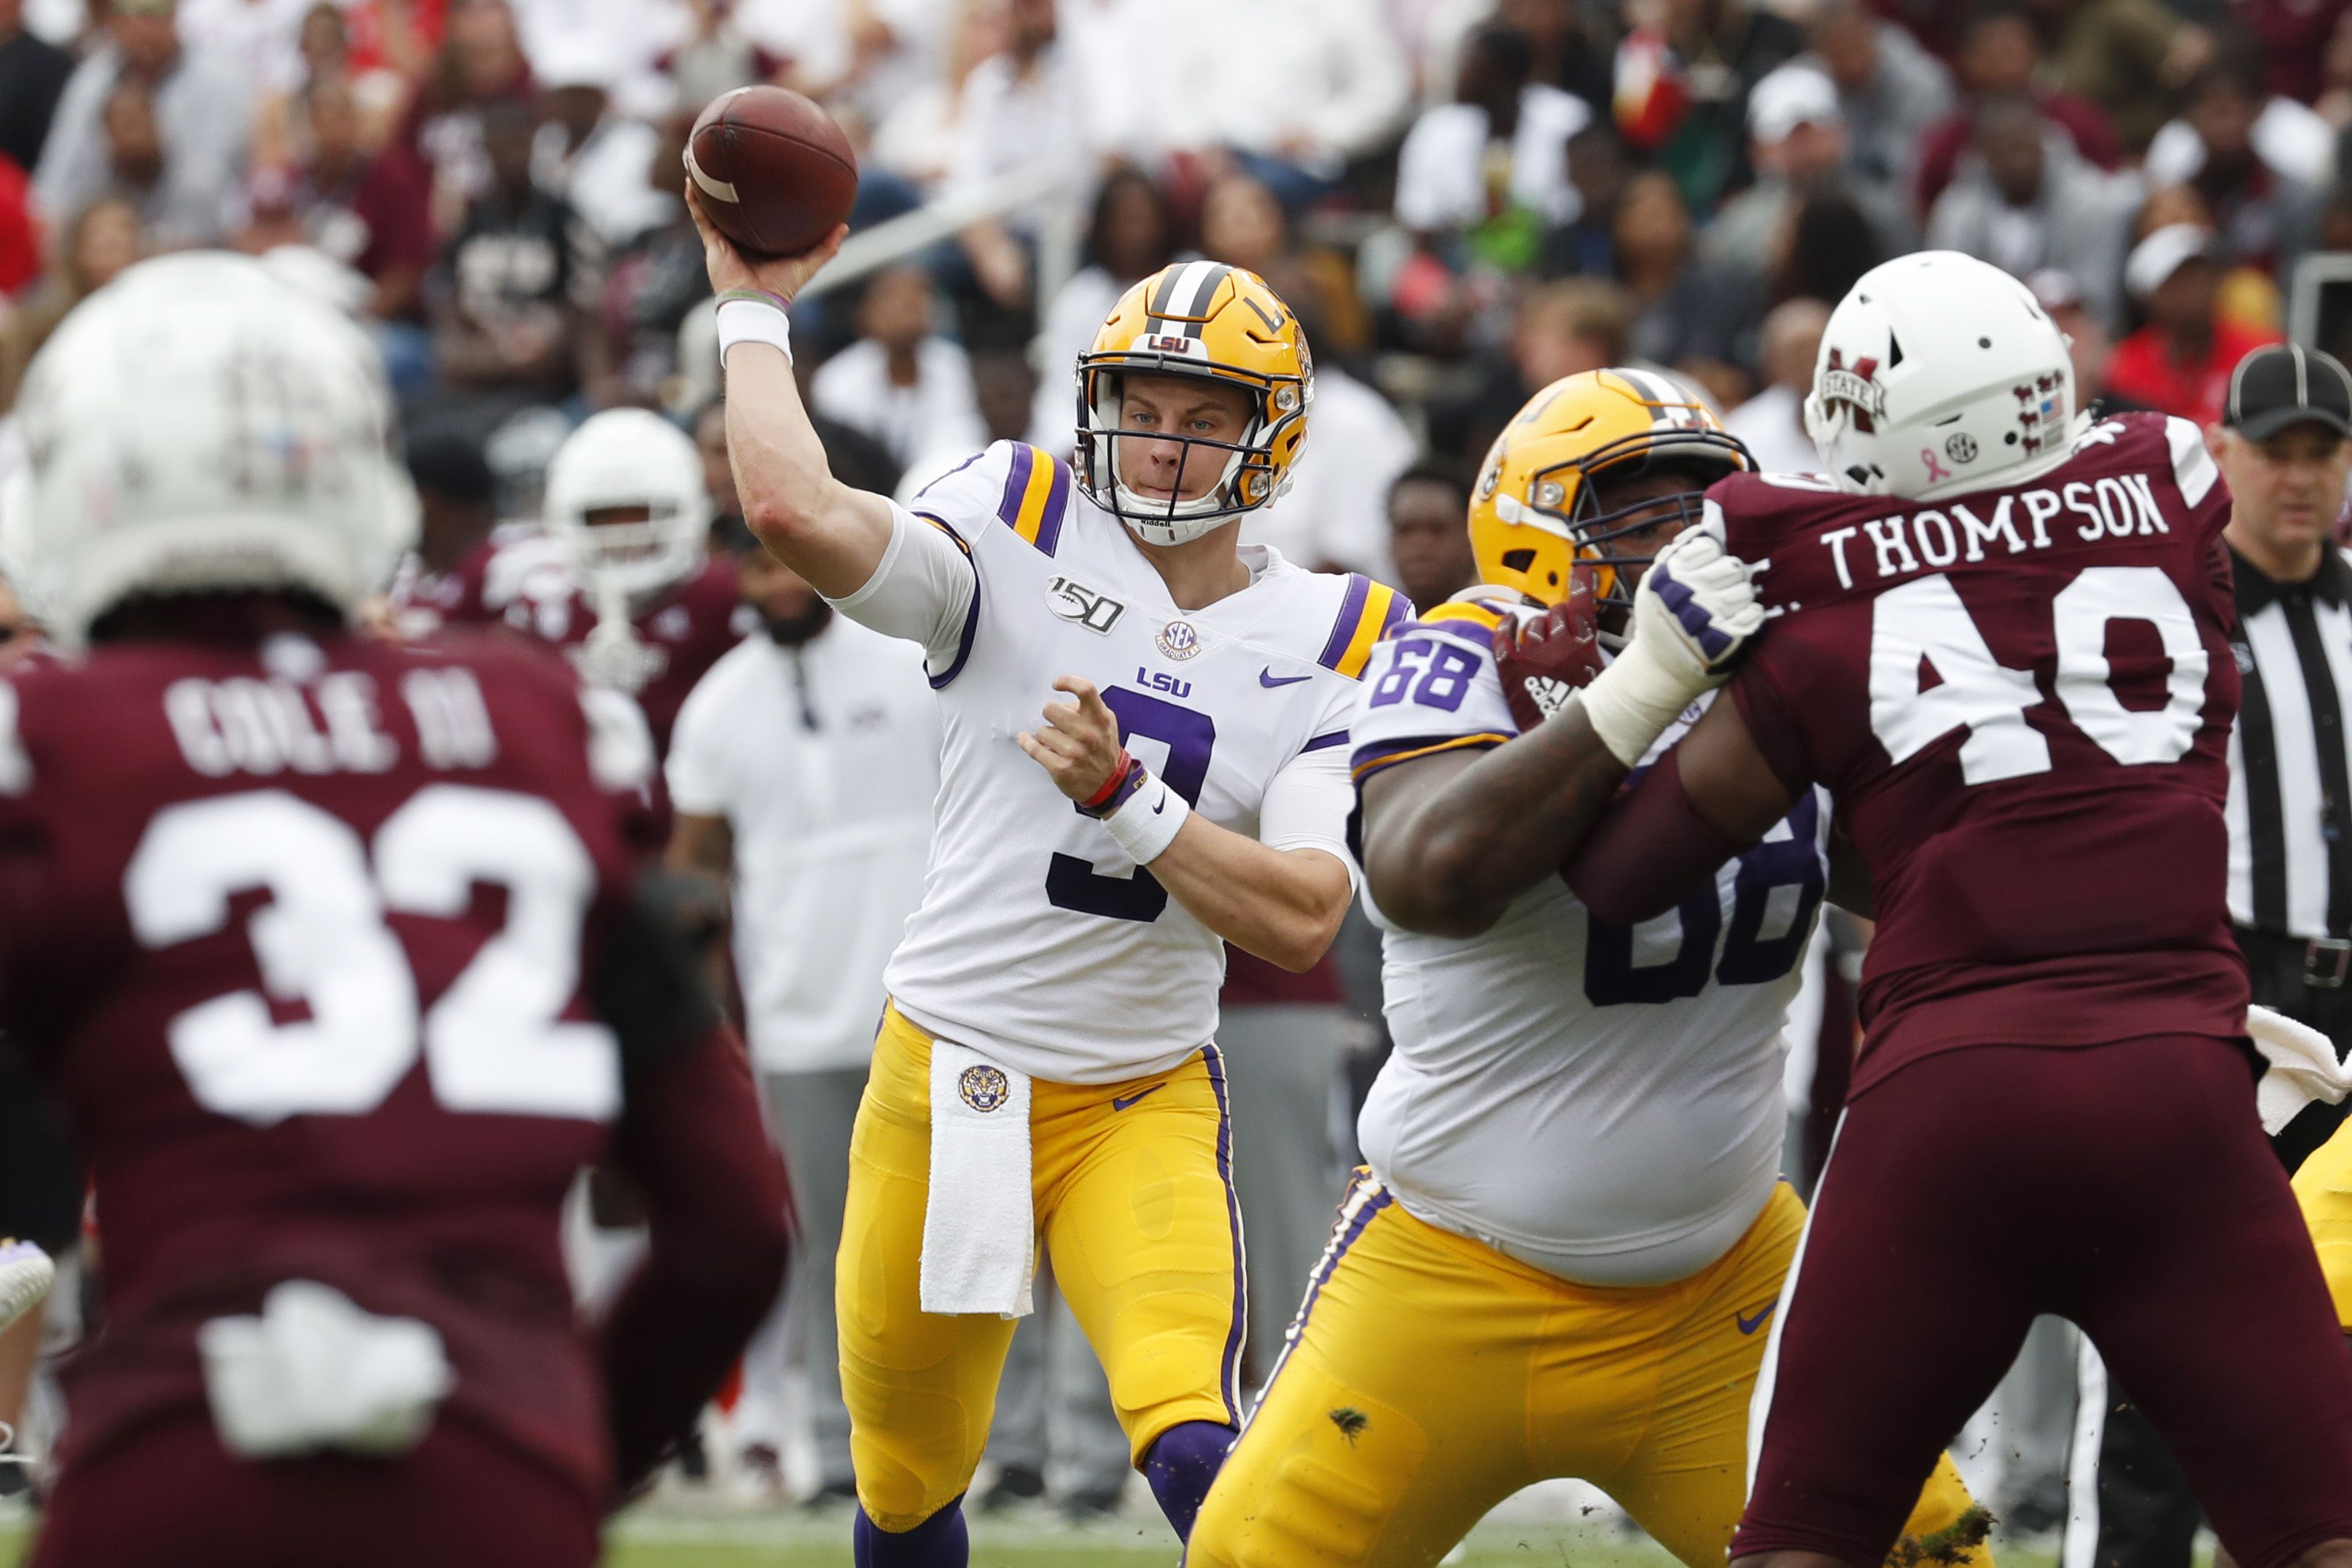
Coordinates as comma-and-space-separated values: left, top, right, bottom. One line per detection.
1074, 260, 1312, 547
1469, 367, 1751, 612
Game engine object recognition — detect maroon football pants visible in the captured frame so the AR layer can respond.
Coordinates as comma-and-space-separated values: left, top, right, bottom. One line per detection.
1735, 1035, 2352, 1568
31, 1415, 600, 1567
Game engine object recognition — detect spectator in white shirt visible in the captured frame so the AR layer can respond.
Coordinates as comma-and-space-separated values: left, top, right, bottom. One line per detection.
529, 32, 673, 248
1253, 346, 1416, 581
1142, 0, 1410, 207
1395, 22, 1588, 238
944, 0, 1088, 311
666, 520, 942, 1503
34, 0, 249, 246
809, 262, 989, 470
1025, 165, 1183, 458
1724, 297, 1829, 475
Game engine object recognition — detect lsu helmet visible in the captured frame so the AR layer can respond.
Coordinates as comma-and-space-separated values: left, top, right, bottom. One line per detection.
1806, 250, 2076, 502
1470, 367, 1751, 615
13, 251, 418, 650
542, 408, 711, 606
1074, 260, 1312, 547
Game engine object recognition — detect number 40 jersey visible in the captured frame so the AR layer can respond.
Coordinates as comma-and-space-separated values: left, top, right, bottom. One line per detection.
1714, 410, 2245, 1098
1349, 598, 1831, 1288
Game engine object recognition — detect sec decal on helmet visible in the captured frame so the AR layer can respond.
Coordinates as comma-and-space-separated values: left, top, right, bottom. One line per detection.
1469, 367, 1751, 617
1073, 261, 1312, 547
1805, 250, 2076, 502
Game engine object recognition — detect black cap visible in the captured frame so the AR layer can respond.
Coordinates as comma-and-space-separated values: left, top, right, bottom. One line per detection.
2224, 343, 2352, 442
404, 431, 497, 507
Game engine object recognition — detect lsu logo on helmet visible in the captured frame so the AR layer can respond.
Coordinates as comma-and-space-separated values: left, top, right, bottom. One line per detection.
1072, 261, 1312, 549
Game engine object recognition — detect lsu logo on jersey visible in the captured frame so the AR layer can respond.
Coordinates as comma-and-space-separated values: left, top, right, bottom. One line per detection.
959, 1065, 1012, 1112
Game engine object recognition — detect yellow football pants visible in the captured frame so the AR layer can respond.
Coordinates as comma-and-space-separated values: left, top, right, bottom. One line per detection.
2293, 1113, 2352, 1330
836, 1005, 1245, 1532
1189, 1174, 1990, 1568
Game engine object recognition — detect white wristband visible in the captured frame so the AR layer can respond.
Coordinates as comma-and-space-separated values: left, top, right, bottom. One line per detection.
1576, 642, 1714, 769
1101, 771, 1190, 865
716, 295, 793, 366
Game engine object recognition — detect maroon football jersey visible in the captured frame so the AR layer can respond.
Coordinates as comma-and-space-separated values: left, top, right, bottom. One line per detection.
1716, 412, 2248, 1093
0, 628, 654, 1499
395, 531, 745, 755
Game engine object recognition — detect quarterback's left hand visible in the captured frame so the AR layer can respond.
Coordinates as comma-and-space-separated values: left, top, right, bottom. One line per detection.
1018, 676, 1126, 802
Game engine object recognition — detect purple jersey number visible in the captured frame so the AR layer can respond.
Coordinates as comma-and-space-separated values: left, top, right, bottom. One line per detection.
1584, 790, 1826, 1005
1045, 687, 1216, 924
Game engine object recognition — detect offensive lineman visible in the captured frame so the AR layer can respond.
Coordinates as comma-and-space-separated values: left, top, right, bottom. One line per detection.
1188, 371, 1987, 1567
1, 254, 788, 1565
690, 203, 1380, 1556
1567, 253, 2352, 1568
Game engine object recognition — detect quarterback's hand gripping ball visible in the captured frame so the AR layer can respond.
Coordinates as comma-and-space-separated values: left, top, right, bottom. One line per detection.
1492, 574, 1605, 733
1630, 523, 1767, 684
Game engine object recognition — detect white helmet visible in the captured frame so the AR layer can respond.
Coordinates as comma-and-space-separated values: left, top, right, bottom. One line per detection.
1804, 251, 2078, 503
542, 409, 709, 604
14, 251, 418, 650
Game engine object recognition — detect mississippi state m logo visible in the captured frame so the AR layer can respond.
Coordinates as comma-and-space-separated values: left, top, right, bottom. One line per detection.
1817, 348, 1885, 432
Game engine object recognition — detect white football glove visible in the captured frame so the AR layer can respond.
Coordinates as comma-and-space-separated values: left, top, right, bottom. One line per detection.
1577, 523, 1768, 768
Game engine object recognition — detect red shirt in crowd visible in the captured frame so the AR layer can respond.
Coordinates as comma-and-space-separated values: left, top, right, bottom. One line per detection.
0, 155, 37, 297
2103, 321, 2281, 429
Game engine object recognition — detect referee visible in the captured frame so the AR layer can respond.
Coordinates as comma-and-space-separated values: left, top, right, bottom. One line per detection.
2068, 341, 2352, 1568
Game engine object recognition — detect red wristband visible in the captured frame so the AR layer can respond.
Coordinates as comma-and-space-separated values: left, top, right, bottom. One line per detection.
1076, 749, 1136, 815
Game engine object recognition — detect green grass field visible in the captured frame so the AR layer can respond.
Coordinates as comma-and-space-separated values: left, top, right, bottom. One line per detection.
0, 1505, 2071, 1568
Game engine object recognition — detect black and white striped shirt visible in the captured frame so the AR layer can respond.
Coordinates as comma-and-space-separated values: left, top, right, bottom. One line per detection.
2226, 542, 2352, 940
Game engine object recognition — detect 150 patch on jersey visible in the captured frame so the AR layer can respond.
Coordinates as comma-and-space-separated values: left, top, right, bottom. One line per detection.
1045, 575, 1126, 635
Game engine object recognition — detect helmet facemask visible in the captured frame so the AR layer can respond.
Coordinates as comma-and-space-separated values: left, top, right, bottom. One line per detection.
1531, 430, 1751, 640
564, 500, 706, 609
1075, 361, 1308, 548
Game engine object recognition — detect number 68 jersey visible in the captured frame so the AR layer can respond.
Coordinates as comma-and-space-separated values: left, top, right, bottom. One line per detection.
1348, 598, 1832, 1287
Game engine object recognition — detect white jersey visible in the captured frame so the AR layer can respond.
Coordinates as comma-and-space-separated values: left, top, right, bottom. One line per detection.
1350, 597, 1829, 1287
830, 440, 1399, 1084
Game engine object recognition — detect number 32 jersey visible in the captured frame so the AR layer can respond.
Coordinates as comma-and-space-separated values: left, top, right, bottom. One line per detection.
1349, 599, 1830, 1287
830, 441, 1401, 1084
1716, 411, 2245, 1094
0, 630, 662, 1496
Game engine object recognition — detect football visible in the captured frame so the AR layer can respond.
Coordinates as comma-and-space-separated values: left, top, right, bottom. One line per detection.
684, 86, 858, 260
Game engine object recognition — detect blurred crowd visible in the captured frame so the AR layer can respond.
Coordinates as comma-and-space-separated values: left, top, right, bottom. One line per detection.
6, 0, 2352, 585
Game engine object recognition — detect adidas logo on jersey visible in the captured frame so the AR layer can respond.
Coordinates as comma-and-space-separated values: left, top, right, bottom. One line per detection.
1524, 676, 1579, 721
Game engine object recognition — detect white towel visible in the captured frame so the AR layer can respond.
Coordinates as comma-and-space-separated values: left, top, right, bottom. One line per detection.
2249, 1004, 2352, 1134
919, 1039, 1037, 1318
198, 1280, 453, 1459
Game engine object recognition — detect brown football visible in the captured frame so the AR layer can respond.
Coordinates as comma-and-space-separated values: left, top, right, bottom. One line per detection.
685, 86, 858, 260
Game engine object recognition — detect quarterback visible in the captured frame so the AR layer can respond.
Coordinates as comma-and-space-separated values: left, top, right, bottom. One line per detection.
1188, 371, 1987, 1567
692, 202, 1393, 1558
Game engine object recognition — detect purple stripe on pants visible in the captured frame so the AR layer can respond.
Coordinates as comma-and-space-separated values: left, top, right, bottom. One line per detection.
1200, 1042, 1247, 1427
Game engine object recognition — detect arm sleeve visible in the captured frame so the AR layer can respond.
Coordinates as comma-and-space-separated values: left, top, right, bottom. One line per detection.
1260, 738, 1358, 889
824, 500, 979, 676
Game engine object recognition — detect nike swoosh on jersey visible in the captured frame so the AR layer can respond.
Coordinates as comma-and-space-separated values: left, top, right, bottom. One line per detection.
1736, 1303, 1777, 1335
1259, 668, 1312, 687
1111, 1084, 1166, 1111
